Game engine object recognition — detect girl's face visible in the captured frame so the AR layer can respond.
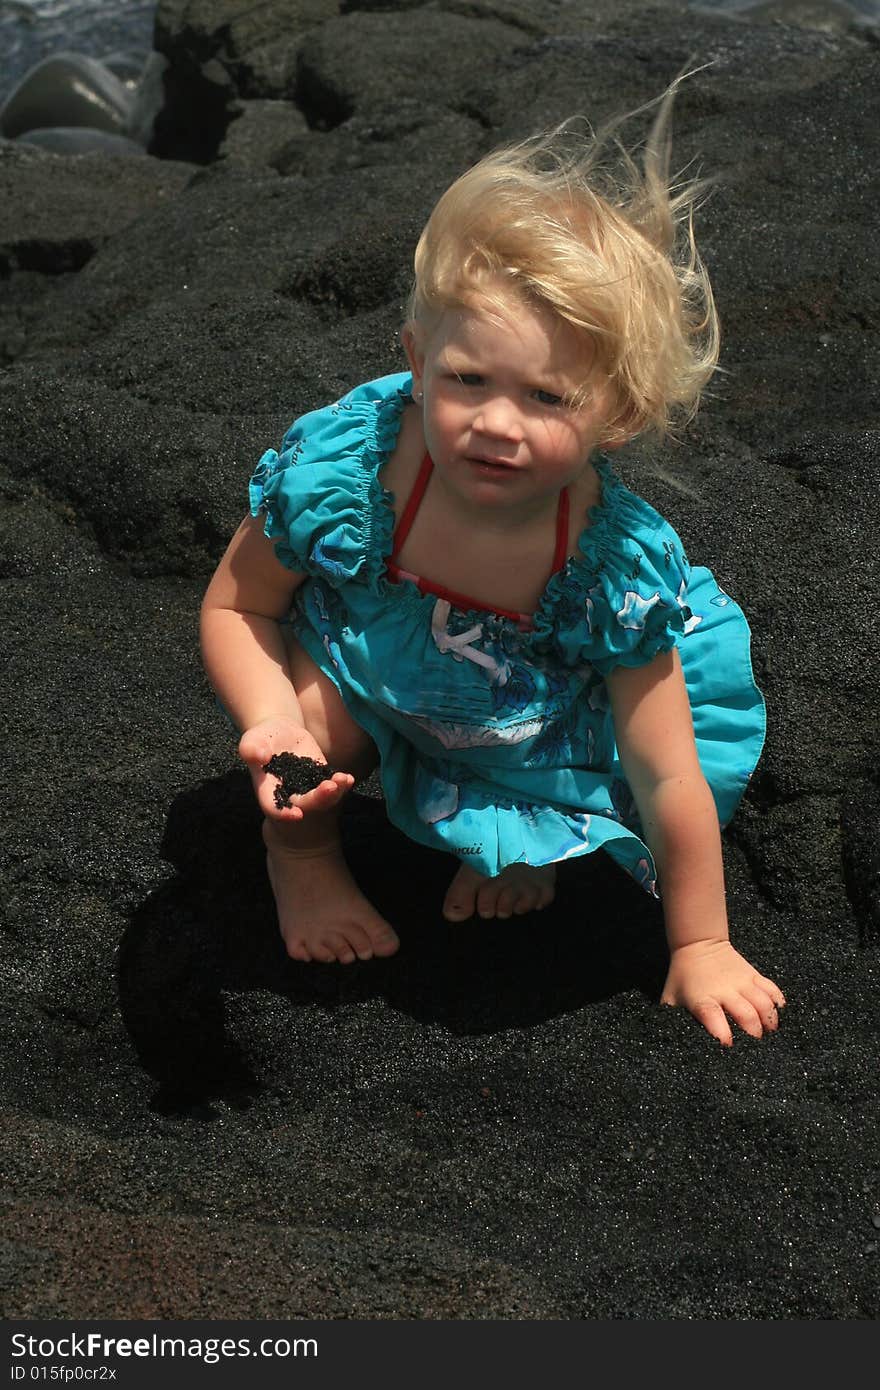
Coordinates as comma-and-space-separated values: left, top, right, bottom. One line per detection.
403, 296, 616, 516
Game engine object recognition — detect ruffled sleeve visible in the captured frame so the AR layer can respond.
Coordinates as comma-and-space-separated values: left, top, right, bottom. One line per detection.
536, 458, 693, 676
247, 373, 408, 587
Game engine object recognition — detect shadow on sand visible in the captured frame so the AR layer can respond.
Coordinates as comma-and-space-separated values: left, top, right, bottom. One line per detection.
119, 772, 669, 1113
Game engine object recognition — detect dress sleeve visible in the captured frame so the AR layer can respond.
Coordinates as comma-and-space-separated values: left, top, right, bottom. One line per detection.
247, 375, 405, 587
541, 464, 693, 676
583, 522, 691, 675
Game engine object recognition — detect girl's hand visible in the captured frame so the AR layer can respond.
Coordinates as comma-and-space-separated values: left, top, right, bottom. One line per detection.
238, 716, 355, 822
661, 940, 786, 1047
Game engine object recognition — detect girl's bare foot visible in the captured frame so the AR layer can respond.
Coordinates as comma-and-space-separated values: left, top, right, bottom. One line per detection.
442, 861, 557, 921
263, 819, 400, 964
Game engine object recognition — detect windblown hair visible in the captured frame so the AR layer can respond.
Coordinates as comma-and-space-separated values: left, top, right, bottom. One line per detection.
407, 78, 720, 443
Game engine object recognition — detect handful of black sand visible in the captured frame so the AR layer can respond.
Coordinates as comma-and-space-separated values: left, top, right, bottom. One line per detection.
263, 752, 335, 809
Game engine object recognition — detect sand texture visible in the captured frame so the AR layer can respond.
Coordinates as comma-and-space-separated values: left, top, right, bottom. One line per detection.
1, 0, 878, 1320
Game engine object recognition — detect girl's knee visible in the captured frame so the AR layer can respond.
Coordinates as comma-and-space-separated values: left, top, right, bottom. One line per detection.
284, 630, 377, 776
324, 715, 377, 780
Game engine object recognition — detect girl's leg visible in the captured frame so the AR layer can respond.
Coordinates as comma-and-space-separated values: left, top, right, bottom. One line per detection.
262, 633, 400, 964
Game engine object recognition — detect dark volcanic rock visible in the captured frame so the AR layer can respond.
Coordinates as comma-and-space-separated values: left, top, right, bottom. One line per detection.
217, 97, 309, 169
0, 142, 195, 363
1, 0, 878, 1324
153, 0, 341, 160
0, 143, 194, 276
294, 8, 524, 130
12, 127, 150, 157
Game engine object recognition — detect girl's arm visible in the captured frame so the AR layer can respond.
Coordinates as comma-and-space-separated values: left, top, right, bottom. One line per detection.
606, 649, 785, 1045
200, 514, 354, 820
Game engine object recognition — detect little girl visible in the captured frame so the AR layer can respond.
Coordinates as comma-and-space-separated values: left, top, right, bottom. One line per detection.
201, 86, 786, 1047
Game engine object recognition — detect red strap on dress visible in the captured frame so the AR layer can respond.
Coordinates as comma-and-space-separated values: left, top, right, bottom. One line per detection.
552, 485, 570, 574
390, 451, 434, 560
386, 452, 570, 626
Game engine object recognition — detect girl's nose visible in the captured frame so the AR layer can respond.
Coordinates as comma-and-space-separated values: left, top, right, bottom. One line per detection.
474, 394, 523, 441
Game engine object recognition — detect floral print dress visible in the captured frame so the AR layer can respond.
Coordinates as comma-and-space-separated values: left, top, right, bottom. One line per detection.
249, 373, 765, 893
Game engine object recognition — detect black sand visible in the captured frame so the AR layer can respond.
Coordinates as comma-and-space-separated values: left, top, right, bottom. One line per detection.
0, 0, 878, 1320
264, 753, 335, 808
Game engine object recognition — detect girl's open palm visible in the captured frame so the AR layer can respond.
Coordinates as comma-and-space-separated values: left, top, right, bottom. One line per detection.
661, 940, 786, 1047
238, 716, 355, 821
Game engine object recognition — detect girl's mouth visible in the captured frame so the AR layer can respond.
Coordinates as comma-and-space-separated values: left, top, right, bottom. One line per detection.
468, 456, 517, 473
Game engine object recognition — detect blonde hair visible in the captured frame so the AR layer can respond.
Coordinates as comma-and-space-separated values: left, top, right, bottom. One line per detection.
407, 78, 720, 443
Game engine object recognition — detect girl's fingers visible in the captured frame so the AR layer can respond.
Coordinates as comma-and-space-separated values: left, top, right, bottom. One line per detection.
746, 987, 780, 1031
323, 773, 355, 798
722, 995, 765, 1040
290, 776, 353, 814
313, 786, 341, 809
265, 798, 304, 822
690, 1000, 734, 1048
667, 964, 787, 1045
757, 975, 786, 1009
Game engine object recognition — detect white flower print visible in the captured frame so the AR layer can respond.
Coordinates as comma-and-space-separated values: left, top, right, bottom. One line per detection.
616, 590, 662, 631
406, 713, 546, 751
675, 577, 702, 635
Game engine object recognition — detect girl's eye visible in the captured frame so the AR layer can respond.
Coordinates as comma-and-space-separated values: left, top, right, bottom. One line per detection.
534, 389, 563, 407
455, 373, 484, 387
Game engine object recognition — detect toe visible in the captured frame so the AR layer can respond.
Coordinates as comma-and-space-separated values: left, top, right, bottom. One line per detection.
336, 921, 374, 960
368, 922, 401, 957
443, 899, 473, 921
443, 864, 482, 921
311, 943, 338, 964
476, 880, 499, 919
325, 933, 357, 965
494, 886, 517, 919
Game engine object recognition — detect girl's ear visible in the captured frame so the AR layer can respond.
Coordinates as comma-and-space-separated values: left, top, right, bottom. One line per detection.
401, 322, 426, 395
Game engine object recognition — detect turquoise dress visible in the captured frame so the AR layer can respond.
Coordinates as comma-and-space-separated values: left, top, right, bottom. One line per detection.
249, 372, 765, 894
